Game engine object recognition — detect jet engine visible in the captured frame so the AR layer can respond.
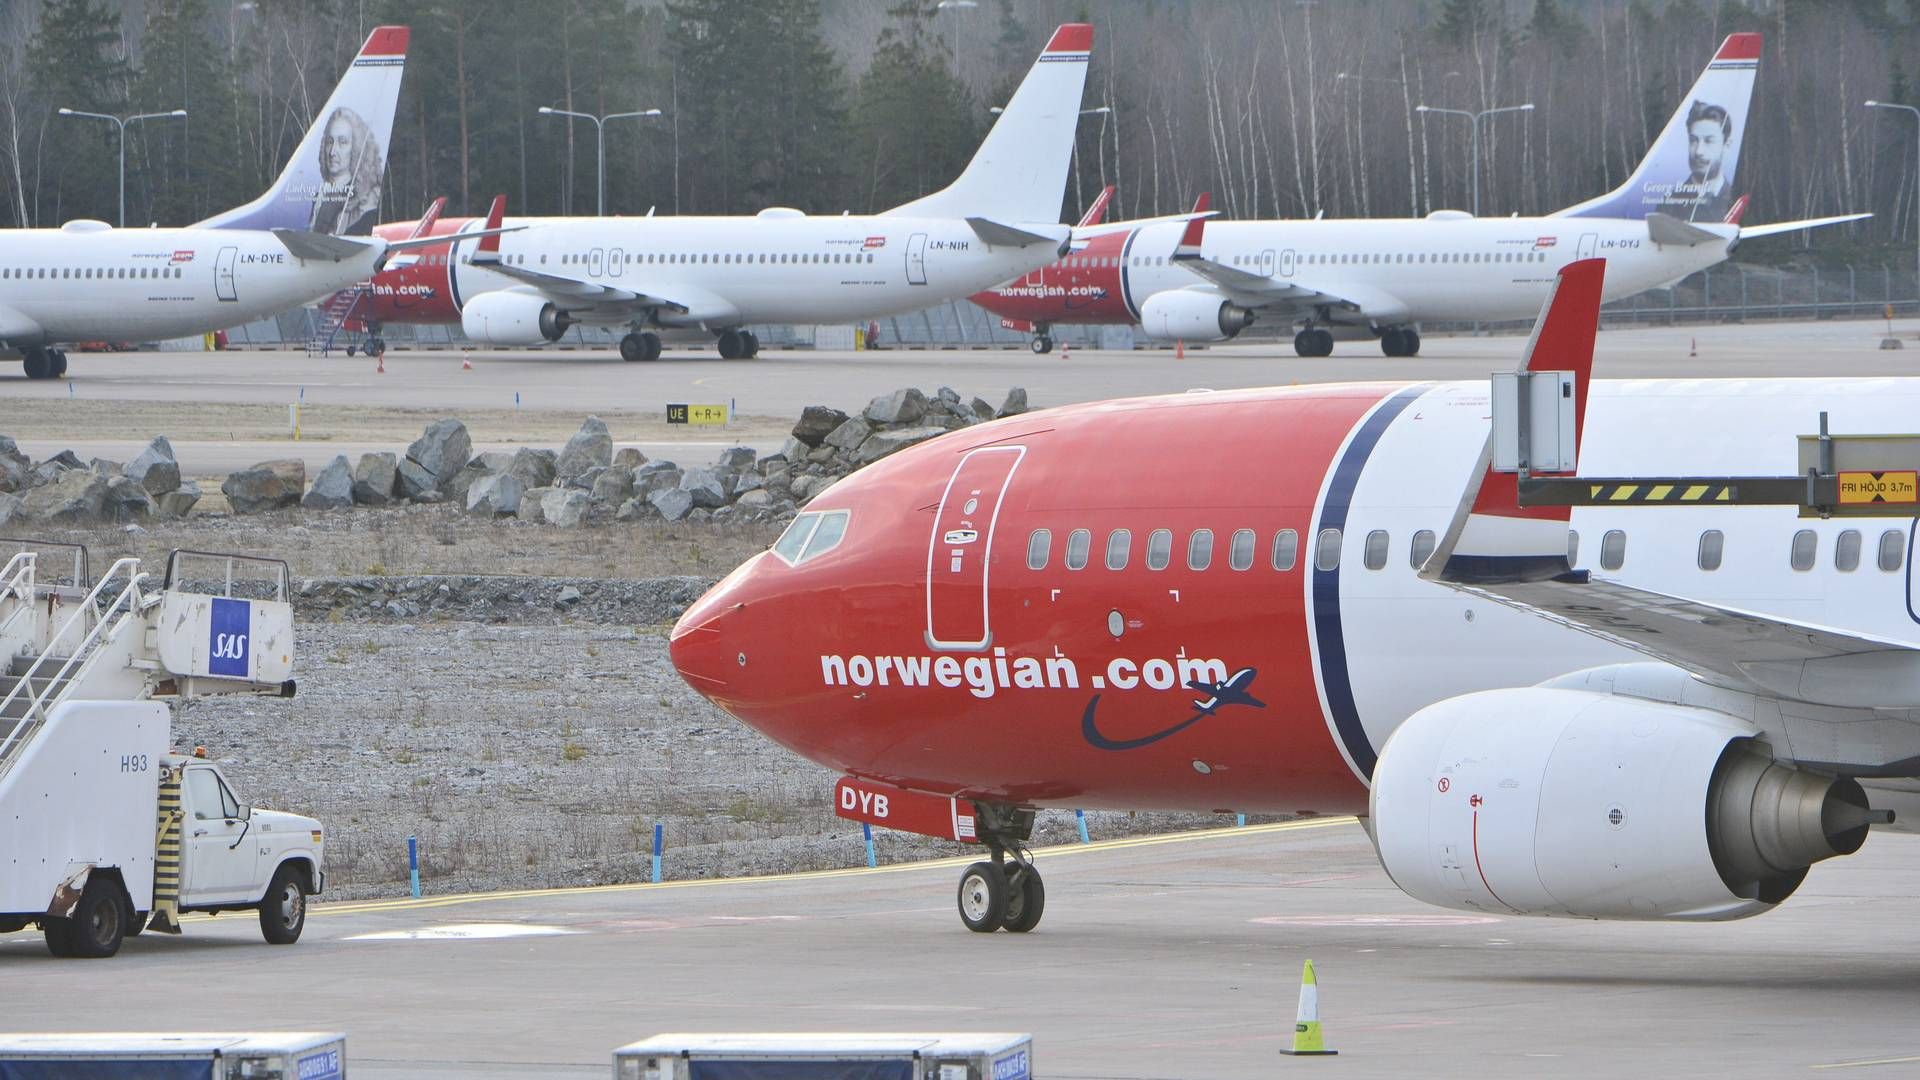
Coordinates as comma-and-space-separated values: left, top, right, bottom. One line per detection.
1137, 289, 1255, 342
1369, 687, 1885, 921
459, 290, 574, 346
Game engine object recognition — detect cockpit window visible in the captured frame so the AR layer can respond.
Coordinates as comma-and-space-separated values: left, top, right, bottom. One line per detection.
771, 510, 851, 566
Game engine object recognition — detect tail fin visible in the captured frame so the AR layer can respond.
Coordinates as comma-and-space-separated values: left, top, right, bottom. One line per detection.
1075, 185, 1115, 228
197, 26, 410, 234
882, 24, 1092, 224
1555, 32, 1759, 223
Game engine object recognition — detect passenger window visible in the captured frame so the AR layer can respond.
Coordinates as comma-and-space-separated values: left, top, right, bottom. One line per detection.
1410, 529, 1436, 569
1790, 529, 1816, 571
772, 513, 819, 564
1026, 529, 1051, 570
1364, 530, 1389, 570
1146, 529, 1172, 570
1836, 529, 1862, 572
1272, 529, 1298, 571
1315, 528, 1342, 571
1697, 529, 1724, 571
1066, 529, 1091, 570
1105, 529, 1132, 570
1187, 529, 1214, 570
1229, 529, 1255, 571
1600, 529, 1627, 571
1881, 530, 1906, 572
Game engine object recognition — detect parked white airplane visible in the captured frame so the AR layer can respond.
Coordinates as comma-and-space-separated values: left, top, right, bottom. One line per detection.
0, 26, 480, 380
977, 32, 1868, 358
354, 24, 1123, 361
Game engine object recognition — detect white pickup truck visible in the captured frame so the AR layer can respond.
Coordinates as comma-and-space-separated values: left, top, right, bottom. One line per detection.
0, 544, 324, 959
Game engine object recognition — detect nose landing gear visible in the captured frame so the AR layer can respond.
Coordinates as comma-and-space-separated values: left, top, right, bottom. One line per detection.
955, 805, 1046, 933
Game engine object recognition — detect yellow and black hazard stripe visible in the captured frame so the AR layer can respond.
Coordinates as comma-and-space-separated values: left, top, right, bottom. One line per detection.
149, 765, 183, 934
1587, 481, 1735, 504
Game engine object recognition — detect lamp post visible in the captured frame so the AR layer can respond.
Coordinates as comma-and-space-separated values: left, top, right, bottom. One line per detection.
935, 0, 977, 77
1414, 102, 1533, 217
57, 108, 187, 227
537, 106, 664, 215
1866, 100, 1920, 302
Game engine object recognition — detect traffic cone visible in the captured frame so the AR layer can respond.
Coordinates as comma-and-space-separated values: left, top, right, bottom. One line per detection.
1278, 959, 1337, 1056
375, 354, 385, 374
1689, 337, 1697, 358
461, 356, 473, 371
1175, 338, 1186, 360
1060, 340, 1071, 361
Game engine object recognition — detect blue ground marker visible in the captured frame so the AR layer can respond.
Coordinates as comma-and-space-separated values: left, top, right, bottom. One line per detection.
1075, 809, 1091, 843
863, 822, 877, 868
652, 823, 664, 883
407, 835, 420, 898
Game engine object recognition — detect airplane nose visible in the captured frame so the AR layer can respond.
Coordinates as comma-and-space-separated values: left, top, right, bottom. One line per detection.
669, 554, 768, 695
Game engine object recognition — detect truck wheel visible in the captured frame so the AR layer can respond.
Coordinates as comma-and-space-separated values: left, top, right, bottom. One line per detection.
121, 895, 144, 937
259, 863, 307, 945
42, 919, 74, 957
65, 881, 127, 958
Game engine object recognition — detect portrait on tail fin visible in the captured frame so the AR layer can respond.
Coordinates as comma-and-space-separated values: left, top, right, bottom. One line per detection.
1665, 99, 1737, 222
309, 107, 386, 236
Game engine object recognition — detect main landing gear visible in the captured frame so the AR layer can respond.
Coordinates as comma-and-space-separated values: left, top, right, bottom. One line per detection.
1292, 327, 1334, 358
346, 336, 386, 358
1029, 323, 1054, 354
716, 328, 761, 360
620, 330, 663, 362
1380, 326, 1422, 357
21, 347, 67, 380
954, 805, 1046, 933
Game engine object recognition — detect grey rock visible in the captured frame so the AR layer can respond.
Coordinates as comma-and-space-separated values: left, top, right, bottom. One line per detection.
301, 455, 355, 510
222, 459, 305, 514
557, 415, 612, 482
444, 460, 496, 504
864, 387, 928, 426
542, 488, 591, 528
824, 417, 872, 451
790, 473, 836, 503
40, 450, 83, 472
28, 462, 65, 489
714, 446, 757, 474
638, 466, 684, 496
0, 453, 29, 494
570, 465, 607, 492
936, 386, 961, 406
996, 387, 1029, 418
122, 437, 180, 496
22, 469, 107, 524
404, 418, 472, 488
686, 508, 713, 524
556, 585, 582, 605
763, 468, 792, 496
352, 452, 399, 506
155, 480, 201, 519
678, 467, 728, 509
0, 492, 22, 527
519, 486, 556, 523
614, 497, 650, 522
649, 487, 695, 522
613, 447, 648, 470
970, 396, 996, 420
735, 488, 773, 509
102, 476, 154, 523
507, 447, 558, 490
806, 446, 838, 465
474, 451, 515, 473
730, 471, 764, 497
591, 468, 635, 505
88, 457, 123, 478
757, 453, 787, 473
855, 425, 949, 465
395, 458, 438, 501
778, 436, 810, 462
791, 405, 850, 446
466, 473, 526, 516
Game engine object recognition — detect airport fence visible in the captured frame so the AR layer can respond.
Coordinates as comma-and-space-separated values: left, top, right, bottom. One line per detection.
184, 261, 1920, 355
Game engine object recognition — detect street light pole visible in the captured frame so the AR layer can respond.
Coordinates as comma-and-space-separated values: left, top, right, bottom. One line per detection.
1414, 102, 1533, 217
57, 107, 187, 227
1866, 100, 1920, 302
538, 106, 663, 215
935, 0, 977, 80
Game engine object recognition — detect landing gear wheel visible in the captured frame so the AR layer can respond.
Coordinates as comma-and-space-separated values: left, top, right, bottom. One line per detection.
1307, 328, 1335, 357
957, 860, 1008, 933
65, 880, 126, 958
717, 328, 747, 360
1292, 330, 1313, 357
52, 350, 67, 377
367, 337, 386, 358
742, 331, 760, 358
345, 345, 358, 357
1000, 864, 1045, 933
620, 332, 648, 362
22, 348, 52, 380
641, 331, 663, 361
259, 862, 307, 945
1030, 336, 1054, 355
1401, 328, 1421, 356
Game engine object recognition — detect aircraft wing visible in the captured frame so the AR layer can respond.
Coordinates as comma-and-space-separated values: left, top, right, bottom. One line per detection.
1171, 256, 1411, 321
0, 301, 44, 345
465, 257, 691, 314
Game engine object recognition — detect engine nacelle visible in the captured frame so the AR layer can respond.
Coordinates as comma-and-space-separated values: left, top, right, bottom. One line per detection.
459, 291, 574, 346
1370, 688, 1880, 921
1137, 289, 1255, 342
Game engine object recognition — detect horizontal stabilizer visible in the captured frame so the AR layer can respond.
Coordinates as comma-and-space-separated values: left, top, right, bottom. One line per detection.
1740, 212, 1872, 240
1646, 213, 1723, 246
965, 217, 1059, 249
272, 228, 371, 261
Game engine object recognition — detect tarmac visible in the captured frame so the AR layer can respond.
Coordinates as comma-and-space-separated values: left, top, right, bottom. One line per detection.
2, 818, 1916, 1078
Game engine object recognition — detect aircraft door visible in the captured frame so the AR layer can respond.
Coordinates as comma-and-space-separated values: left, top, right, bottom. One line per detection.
215, 246, 239, 302
589, 248, 604, 276
1270, 249, 1286, 277
1577, 233, 1599, 260
926, 445, 1025, 650
609, 248, 624, 278
906, 232, 928, 286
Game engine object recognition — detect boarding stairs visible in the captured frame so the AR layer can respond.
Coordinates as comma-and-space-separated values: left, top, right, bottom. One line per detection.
306, 284, 372, 357
0, 543, 297, 791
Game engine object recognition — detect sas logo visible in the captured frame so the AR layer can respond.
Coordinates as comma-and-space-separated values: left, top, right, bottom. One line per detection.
1533, 236, 1558, 249
863, 235, 887, 249
208, 597, 250, 678
942, 528, 979, 545
992, 1050, 1031, 1080
169, 249, 195, 264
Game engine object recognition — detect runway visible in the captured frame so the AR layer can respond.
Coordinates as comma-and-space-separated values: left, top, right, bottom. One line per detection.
4, 819, 1915, 1078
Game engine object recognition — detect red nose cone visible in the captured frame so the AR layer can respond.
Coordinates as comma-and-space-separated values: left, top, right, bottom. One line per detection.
669, 588, 737, 694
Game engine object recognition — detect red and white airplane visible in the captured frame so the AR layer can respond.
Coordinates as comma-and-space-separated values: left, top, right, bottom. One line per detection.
974, 32, 1867, 358
672, 257, 1918, 933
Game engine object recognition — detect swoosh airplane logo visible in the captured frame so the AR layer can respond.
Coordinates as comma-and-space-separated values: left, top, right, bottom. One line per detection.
1081, 667, 1265, 750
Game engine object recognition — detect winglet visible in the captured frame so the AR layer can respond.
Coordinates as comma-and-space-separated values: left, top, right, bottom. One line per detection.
1076, 185, 1115, 229
476, 194, 507, 256
407, 196, 447, 241
1723, 194, 1749, 226
1421, 258, 1606, 585
1173, 192, 1210, 259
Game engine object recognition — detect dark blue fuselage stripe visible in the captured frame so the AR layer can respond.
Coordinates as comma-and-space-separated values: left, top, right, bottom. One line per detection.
1312, 385, 1427, 781
446, 235, 465, 312
1118, 228, 1141, 322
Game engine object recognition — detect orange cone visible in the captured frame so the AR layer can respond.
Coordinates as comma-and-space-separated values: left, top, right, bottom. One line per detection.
375, 354, 385, 374
462, 356, 473, 371
1176, 339, 1186, 359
